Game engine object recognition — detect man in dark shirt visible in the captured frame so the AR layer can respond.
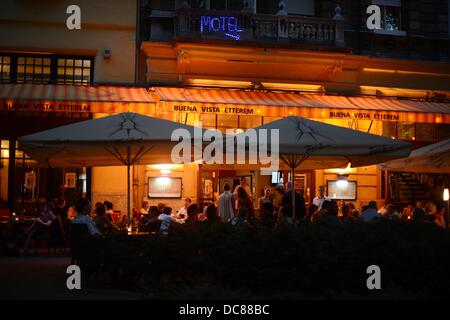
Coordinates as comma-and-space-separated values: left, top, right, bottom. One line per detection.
276, 182, 306, 221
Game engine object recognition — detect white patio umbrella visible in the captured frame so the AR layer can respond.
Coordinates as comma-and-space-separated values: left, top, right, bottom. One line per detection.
378, 138, 450, 173
236, 116, 412, 218
19, 112, 204, 224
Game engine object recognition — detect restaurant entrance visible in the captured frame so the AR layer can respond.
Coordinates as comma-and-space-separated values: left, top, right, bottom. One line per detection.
199, 166, 315, 215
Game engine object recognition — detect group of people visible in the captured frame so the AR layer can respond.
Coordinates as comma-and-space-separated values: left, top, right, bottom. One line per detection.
24, 181, 448, 242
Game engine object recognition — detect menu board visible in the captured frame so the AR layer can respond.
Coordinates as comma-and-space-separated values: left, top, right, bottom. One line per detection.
327, 180, 357, 200
148, 177, 182, 198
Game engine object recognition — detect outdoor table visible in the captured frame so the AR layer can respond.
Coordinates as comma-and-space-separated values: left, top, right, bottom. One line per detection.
126, 231, 159, 237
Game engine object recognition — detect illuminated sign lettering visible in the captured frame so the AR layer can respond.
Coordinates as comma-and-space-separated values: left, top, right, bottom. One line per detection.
200, 16, 243, 40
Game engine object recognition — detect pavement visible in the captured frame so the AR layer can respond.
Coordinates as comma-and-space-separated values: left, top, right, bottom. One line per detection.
0, 253, 146, 300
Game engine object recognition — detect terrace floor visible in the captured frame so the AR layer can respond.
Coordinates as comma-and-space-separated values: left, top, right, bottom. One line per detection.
0, 253, 145, 300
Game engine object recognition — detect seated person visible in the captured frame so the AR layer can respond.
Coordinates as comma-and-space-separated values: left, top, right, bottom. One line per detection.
38, 204, 57, 226
23, 203, 56, 249
94, 203, 118, 235
177, 198, 191, 220
104, 201, 114, 221
205, 203, 222, 225
185, 203, 199, 224
140, 201, 150, 215
158, 207, 185, 235
277, 205, 295, 227
72, 198, 101, 237
25, 203, 56, 234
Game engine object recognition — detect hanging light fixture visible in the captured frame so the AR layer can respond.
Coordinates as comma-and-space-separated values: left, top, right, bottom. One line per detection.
336, 174, 349, 188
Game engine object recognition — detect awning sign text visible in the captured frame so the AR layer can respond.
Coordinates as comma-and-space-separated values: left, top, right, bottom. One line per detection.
330, 111, 399, 121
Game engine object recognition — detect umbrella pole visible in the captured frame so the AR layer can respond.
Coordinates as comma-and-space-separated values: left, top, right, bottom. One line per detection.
291, 166, 295, 221
127, 163, 131, 226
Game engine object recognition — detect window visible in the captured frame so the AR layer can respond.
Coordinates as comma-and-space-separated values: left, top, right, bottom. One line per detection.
17, 56, 51, 84
397, 122, 415, 140
57, 58, 91, 85
217, 114, 238, 132
281, 0, 315, 16
239, 115, 262, 129
187, 0, 245, 11
0, 56, 11, 83
382, 121, 397, 139
415, 123, 436, 141
0, 53, 93, 85
380, 6, 401, 31
436, 124, 450, 140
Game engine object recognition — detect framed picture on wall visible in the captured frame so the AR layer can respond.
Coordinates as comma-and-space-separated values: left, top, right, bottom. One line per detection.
327, 180, 357, 200
148, 177, 182, 198
65, 173, 77, 189
24, 172, 36, 190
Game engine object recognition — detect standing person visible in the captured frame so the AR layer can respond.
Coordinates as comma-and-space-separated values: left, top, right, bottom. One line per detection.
286, 182, 306, 221
312, 186, 329, 209
258, 187, 275, 209
177, 198, 191, 220
236, 186, 254, 221
217, 183, 235, 223
413, 201, 426, 222
233, 177, 252, 199
424, 202, 437, 221
274, 183, 286, 218
434, 206, 446, 229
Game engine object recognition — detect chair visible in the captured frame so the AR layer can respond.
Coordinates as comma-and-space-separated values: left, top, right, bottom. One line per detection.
48, 215, 66, 254
69, 223, 90, 265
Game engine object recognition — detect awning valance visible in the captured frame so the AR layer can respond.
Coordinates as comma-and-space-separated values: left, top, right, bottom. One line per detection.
154, 87, 450, 123
0, 84, 156, 114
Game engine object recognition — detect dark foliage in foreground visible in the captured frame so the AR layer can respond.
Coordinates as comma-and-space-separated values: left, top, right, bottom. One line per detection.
79, 221, 450, 299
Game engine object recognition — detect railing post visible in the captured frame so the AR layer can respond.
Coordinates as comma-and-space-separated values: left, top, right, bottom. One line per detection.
333, 4, 345, 47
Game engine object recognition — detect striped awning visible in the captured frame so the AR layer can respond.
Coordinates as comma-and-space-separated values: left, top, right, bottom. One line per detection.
0, 84, 156, 114
154, 86, 450, 114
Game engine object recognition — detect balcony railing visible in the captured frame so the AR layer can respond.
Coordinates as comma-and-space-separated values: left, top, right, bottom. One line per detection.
175, 9, 345, 47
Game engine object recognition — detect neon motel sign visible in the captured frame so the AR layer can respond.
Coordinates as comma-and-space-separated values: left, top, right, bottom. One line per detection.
200, 16, 243, 40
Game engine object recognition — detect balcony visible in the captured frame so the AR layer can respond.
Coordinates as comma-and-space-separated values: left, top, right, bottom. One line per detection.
175, 9, 345, 47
